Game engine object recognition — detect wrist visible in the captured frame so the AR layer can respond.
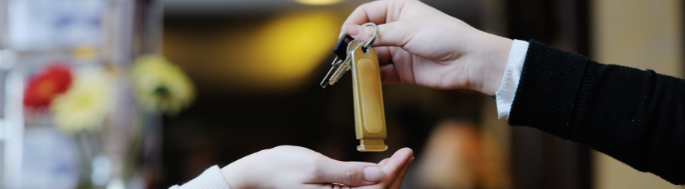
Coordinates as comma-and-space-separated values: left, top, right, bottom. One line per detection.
470, 33, 513, 96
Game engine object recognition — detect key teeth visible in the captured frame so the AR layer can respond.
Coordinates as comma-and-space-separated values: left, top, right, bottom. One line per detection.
321, 38, 357, 89
321, 57, 348, 88
329, 63, 348, 85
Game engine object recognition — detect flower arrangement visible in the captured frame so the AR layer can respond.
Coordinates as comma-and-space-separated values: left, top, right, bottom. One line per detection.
23, 54, 194, 134
19, 54, 195, 188
23, 63, 114, 133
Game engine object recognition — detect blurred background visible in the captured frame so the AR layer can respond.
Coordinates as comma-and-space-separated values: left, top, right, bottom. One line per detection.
0, 0, 683, 189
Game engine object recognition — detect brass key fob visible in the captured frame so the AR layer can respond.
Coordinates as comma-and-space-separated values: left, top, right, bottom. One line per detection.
349, 40, 388, 152
321, 23, 387, 152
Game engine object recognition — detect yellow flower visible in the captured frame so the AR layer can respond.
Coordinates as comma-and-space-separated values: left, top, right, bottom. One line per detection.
51, 67, 115, 133
132, 55, 194, 115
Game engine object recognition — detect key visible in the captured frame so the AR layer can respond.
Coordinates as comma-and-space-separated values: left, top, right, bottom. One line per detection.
320, 23, 387, 152
320, 57, 345, 88
329, 56, 351, 86
321, 34, 355, 88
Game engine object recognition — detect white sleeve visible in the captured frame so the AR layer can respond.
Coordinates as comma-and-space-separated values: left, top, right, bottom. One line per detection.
495, 39, 529, 120
169, 165, 232, 189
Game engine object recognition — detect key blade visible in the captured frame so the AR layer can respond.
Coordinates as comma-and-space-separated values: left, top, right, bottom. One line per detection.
326, 40, 361, 87
329, 60, 350, 86
320, 65, 338, 88
320, 57, 343, 88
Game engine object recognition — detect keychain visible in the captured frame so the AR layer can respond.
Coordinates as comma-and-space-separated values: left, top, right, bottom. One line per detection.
321, 23, 388, 152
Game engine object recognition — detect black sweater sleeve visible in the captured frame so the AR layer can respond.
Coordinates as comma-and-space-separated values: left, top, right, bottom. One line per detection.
509, 40, 685, 185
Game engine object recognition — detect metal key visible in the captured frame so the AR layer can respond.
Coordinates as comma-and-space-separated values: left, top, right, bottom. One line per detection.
323, 56, 350, 87
320, 34, 355, 88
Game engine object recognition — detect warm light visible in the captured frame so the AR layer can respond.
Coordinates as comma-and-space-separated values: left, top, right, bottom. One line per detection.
295, 0, 343, 5
163, 9, 343, 93
245, 10, 339, 91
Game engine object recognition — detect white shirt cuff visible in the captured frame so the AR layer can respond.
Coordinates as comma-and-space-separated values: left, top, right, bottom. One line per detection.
495, 39, 529, 120
169, 165, 232, 189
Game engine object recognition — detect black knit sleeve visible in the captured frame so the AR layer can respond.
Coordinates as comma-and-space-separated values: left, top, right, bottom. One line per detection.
509, 40, 685, 185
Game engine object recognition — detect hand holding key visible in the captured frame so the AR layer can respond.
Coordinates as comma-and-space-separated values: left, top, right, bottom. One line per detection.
342, 0, 513, 96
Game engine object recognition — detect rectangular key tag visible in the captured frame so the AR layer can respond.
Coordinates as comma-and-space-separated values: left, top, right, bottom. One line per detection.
348, 40, 388, 152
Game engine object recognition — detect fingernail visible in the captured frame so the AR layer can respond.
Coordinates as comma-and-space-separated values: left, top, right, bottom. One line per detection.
363, 166, 383, 182
347, 25, 361, 37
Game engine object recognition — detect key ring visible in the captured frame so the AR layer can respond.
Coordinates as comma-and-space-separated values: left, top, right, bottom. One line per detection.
362, 22, 378, 51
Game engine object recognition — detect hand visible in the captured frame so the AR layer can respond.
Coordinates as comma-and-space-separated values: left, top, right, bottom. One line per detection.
220, 145, 414, 189
342, 0, 513, 96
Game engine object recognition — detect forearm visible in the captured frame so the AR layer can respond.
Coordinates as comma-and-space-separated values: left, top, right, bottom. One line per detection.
509, 40, 685, 185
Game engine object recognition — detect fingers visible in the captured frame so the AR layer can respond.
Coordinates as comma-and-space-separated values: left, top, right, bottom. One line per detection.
341, 0, 395, 32
377, 46, 409, 85
378, 150, 414, 189
352, 148, 414, 189
314, 183, 351, 189
378, 158, 390, 166
388, 157, 414, 189
380, 148, 413, 180
376, 45, 400, 84
344, 21, 412, 48
314, 159, 385, 186
380, 64, 401, 84
341, 0, 414, 47
375, 46, 392, 65
381, 148, 413, 189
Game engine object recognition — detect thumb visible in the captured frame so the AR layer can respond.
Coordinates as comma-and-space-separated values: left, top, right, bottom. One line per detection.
313, 159, 384, 186
344, 21, 412, 47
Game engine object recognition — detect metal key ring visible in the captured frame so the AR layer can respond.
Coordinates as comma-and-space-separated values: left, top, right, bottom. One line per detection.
362, 22, 378, 50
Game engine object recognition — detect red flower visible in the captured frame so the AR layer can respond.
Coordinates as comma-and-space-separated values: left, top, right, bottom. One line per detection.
23, 65, 73, 108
